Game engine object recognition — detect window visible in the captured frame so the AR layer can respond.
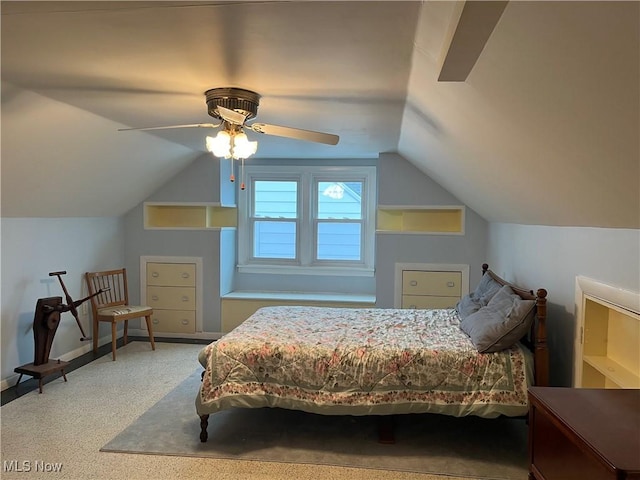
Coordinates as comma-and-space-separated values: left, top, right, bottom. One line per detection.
238, 165, 376, 276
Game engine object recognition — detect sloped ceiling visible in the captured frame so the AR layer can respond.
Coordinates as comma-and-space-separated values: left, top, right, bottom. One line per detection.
1, 1, 638, 227
400, 1, 639, 228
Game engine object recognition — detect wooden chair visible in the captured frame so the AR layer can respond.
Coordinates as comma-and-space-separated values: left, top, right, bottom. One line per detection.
85, 268, 155, 361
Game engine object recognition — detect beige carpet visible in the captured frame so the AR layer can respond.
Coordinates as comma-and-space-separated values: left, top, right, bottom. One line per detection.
1, 342, 523, 480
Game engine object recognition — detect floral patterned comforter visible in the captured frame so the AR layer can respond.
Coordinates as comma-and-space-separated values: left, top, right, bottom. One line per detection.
196, 306, 533, 418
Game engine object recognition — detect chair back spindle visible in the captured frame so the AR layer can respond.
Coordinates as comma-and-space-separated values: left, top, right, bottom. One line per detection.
87, 269, 129, 309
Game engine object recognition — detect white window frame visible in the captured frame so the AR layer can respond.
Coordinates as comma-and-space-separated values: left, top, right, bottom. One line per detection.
238, 165, 376, 276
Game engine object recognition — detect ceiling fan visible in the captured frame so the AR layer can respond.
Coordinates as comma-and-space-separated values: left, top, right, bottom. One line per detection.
119, 87, 340, 150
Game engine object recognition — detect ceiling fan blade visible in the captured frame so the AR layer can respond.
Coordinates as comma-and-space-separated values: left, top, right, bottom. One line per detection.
118, 122, 220, 132
248, 123, 339, 146
216, 105, 247, 126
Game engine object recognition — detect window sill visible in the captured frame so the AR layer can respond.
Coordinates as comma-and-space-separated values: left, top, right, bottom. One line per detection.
222, 291, 376, 304
237, 264, 375, 277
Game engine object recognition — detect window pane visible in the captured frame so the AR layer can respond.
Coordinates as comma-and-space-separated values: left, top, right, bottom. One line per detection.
317, 222, 361, 260
254, 221, 296, 259
317, 181, 362, 220
254, 181, 297, 218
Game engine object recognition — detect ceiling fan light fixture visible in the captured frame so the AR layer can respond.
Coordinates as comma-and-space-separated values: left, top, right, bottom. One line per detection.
206, 128, 258, 161
121, 86, 337, 190
206, 131, 232, 158
233, 132, 258, 159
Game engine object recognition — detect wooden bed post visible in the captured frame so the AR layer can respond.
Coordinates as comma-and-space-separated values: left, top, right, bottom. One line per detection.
378, 416, 396, 444
200, 369, 210, 442
200, 414, 209, 442
534, 289, 549, 387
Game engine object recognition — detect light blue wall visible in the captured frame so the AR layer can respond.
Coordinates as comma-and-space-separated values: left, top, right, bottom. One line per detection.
487, 223, 640, 387
123, 155, 224, 332
1, 217, 124, 385
375, 153, 489, 307
123, 152, 490, 332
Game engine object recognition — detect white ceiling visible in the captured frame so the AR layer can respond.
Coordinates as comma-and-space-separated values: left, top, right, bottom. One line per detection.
1, 1, 638, 228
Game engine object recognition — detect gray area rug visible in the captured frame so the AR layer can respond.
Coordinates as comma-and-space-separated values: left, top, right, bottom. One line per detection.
102, 371, 529, 480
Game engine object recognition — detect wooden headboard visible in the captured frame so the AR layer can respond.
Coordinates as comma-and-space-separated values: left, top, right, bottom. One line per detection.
481, 263, 549, 387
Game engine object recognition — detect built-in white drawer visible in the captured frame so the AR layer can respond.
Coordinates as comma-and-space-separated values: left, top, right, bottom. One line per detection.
402, 271, 462, 297
150, 309, 196, 334
146, 262, 196, 287
402, 295, 459, 309
147, 286, 196, 310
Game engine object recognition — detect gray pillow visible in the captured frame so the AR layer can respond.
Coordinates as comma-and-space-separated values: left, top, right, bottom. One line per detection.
455, 272, 503, 319
456, 294, 482, 318
459, 285, 536, 353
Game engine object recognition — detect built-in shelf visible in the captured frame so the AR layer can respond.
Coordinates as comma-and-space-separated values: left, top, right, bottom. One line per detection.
574, 276, 640, 389
376, 205, 464, 234
583, 355, 640, 389
144, 202, 237, 230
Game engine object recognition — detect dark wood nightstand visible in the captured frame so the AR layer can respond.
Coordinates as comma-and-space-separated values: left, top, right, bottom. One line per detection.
528, 387, 640, 480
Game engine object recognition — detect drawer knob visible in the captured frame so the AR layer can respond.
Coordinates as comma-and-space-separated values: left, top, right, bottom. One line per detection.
410, 280, 418, 286
182, 295, 189, 302
152, 318, 159, 324
447, 281, 455, 287
182, 272, 190, 279
152, 272, 159, 278
181, 319, 189, 325
152, 295, 159, 301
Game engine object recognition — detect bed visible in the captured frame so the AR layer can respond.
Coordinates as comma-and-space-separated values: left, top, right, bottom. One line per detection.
196, 264, 548, 442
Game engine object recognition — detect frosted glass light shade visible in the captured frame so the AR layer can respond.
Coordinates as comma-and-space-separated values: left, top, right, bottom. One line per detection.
206, 131, 232, 158
206, 129, 257, 160
233, 132, 258, 159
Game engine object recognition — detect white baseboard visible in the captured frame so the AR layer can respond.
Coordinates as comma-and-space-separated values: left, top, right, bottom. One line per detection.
1, 332, 119, 391
128, 328, 222, 341
2, 330, 221, 391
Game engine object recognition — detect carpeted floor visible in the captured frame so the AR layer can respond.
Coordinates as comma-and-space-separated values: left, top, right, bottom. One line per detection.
1, 342, 528, 480
102, 370, 529, 480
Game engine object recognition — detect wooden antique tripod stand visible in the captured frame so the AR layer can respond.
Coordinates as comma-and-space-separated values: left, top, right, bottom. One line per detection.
14, 271, 105, 393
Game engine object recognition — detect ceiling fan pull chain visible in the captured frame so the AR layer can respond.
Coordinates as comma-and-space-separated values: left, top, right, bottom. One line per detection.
240, 158, 246, 191
229, 157, 235, 183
